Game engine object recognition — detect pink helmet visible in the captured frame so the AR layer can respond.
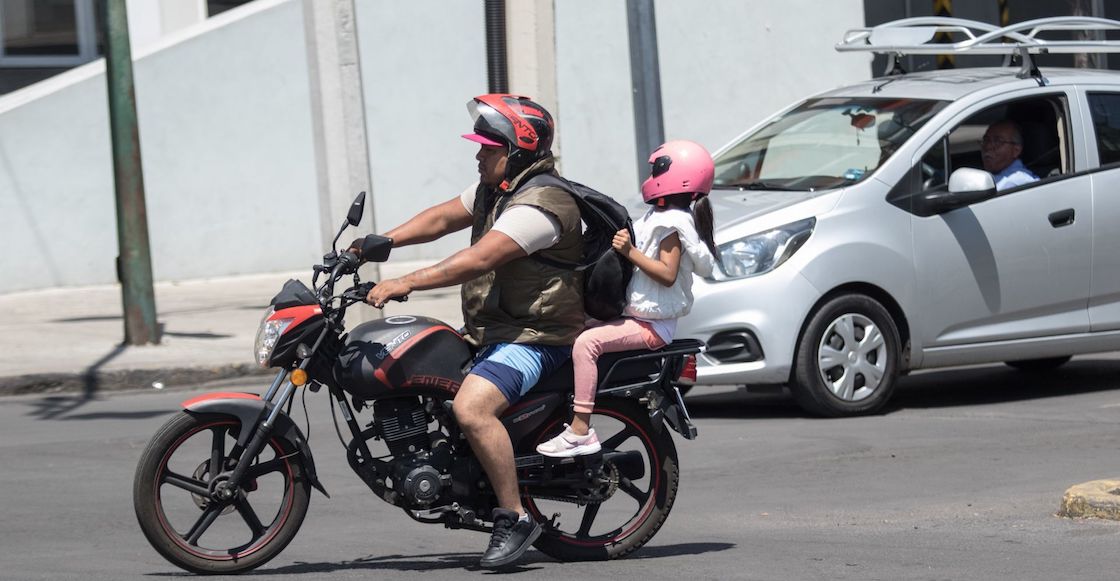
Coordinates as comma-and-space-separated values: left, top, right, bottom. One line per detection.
640, 140, 714, 204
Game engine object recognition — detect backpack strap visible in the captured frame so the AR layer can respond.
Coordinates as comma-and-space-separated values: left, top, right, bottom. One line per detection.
497, 173, 590, 271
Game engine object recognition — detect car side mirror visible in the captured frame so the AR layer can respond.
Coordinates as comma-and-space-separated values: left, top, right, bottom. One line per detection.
947, 168, 995, 194
359, 234, 393, 263
917, 168, 997, 215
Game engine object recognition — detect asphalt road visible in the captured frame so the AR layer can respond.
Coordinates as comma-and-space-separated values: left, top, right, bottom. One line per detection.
4, 356, 1120, 580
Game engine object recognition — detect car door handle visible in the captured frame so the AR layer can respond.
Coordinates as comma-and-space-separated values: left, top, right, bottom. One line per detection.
1048, 208, 1075, 228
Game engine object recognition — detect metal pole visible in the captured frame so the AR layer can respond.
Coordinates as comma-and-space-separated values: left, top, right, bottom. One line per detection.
627, 0, 664, 187
485, 0, 508, 93
103, 0, 159, 345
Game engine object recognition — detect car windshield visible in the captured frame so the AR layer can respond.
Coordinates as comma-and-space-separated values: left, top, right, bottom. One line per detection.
713, 97, 949, 191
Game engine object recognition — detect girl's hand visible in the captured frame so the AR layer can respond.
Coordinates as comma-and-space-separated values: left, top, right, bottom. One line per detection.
612, 229, 633, 256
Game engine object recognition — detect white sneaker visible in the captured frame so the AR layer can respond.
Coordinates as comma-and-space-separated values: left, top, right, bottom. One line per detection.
536, 424, 601, 457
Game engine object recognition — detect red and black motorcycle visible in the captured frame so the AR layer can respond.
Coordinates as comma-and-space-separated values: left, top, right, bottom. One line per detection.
133, 193, 701, 574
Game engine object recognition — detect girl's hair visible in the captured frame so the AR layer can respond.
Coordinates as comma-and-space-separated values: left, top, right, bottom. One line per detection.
659, 193, 719, 258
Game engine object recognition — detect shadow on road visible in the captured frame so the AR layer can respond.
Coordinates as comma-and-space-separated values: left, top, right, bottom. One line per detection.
890, 358, 1120, 411
143, 542, 736, 576
684, 357, 1120, 419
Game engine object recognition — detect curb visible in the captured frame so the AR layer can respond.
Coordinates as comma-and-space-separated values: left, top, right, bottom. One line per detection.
0, 364, 276, 397
1058, 479, 1120, 520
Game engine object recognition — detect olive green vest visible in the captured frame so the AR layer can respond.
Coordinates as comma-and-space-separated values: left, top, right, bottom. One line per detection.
461, 156, 584, 346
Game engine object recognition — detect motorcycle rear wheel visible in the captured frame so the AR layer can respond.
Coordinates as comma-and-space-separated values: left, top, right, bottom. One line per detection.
525, 397, 679, 561
133, 412, 311, 574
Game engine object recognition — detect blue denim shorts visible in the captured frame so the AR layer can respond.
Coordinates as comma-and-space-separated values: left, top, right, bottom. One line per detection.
469, 343, 572, 404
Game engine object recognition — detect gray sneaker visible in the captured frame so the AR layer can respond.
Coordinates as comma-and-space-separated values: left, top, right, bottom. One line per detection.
479, 508, 542, 569
536, 424, 602, 457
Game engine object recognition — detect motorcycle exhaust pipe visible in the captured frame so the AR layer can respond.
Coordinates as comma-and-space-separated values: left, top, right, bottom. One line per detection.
602, 450, 645, 481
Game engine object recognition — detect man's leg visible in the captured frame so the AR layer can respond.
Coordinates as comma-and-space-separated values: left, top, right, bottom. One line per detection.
452, 373, 522, 513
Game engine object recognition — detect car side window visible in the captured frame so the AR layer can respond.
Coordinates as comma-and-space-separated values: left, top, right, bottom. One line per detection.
1087, 92, 1120, 167
917, 95, 1070, 193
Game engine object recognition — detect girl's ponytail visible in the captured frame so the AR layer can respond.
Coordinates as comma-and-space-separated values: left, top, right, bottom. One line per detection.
693, 196, 719, 258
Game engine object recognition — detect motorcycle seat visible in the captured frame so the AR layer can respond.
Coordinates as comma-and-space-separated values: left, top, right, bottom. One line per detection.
529, 339, 703, 395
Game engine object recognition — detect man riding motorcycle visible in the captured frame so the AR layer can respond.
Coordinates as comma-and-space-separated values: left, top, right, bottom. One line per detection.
362, 94, 582, 568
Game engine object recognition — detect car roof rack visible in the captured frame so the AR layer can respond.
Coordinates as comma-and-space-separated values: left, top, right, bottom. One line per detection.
836, 16, 1120, 83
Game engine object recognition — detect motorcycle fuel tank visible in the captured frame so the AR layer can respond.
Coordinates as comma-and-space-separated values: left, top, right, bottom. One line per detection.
334, 315, 472, 400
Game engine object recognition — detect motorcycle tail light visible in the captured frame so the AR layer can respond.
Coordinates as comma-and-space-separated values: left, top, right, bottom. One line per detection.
677, 355, 697, 385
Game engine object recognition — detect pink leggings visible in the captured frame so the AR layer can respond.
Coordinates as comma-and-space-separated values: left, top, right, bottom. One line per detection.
572, 318, 667, 413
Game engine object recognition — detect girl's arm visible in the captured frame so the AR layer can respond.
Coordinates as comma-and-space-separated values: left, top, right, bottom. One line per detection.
613, 228, 682, 287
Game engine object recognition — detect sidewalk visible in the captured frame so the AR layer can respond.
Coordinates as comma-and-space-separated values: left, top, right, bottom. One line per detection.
0, 263, 462, 396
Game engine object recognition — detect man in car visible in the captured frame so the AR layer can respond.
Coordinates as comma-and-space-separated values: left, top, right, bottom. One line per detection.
363, 94, 583, 568
981, 120, 1039, 190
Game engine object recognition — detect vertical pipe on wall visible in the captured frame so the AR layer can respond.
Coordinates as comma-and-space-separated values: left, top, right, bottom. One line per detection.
104, 0, 159, 346
485, 0, 508, 93
933, 0, 954, 69
626, 0, 664, 187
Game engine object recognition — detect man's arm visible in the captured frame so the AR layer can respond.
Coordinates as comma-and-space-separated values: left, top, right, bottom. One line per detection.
384, 196, 474, 247
366, 230, 527, 306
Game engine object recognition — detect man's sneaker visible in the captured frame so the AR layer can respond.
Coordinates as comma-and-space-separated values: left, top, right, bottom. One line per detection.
535, 424, 602, 457
479, 508, 541, 569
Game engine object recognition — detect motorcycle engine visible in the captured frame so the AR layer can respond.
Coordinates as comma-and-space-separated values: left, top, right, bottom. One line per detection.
374, 397, 451, 507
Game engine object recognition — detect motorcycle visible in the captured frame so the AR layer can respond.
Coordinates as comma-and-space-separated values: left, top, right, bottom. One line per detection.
132, 192, 701, 574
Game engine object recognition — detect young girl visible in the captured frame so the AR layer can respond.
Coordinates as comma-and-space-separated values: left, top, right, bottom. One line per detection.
537, 140, 720, 457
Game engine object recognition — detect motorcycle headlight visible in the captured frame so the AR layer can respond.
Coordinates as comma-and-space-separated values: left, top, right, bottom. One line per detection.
253, 307, 294, 368
713, 217, 816, 280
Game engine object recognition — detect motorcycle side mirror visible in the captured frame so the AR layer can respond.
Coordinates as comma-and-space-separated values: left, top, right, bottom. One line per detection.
330, 192, 367, 251
346, 192, 366, 226
359, 234, 393, 263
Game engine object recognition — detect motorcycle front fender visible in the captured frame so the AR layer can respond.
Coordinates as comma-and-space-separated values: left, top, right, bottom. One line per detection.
181, 392, 329, 497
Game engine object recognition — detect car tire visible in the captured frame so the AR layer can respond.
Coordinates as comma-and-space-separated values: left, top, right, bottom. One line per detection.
1005, 356, 1071, 372
790, 294, 901, 417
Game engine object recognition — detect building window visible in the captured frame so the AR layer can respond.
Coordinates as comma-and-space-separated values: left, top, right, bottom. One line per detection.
0, 0, 101, 67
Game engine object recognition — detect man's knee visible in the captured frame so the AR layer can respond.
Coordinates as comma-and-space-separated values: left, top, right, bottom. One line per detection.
454, 376, 506, 432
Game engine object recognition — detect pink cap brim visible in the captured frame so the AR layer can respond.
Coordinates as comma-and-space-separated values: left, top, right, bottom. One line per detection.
462, 133, 504, 147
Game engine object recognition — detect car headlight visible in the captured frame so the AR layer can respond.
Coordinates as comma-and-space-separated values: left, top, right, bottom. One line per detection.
714, 217, 816, 280
254, 307, 294, 368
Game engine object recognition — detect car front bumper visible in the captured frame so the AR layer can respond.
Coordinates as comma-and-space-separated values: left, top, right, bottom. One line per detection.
677, 267, 822, 385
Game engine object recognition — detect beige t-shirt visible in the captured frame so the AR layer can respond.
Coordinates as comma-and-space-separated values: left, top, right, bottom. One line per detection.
459, 181, 561, 254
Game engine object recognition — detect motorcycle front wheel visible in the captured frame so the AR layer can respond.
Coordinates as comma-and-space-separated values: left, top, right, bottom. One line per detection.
133, 411, 311, 574
525, 397, 679, 561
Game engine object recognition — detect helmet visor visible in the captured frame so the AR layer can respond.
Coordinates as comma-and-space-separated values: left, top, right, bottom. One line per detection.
462, 132, 504, 147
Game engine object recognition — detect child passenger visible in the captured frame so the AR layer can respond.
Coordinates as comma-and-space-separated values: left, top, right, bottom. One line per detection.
537, 140, 720, 457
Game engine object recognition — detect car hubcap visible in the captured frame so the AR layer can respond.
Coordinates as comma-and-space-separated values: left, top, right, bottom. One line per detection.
816, 313, 887, 402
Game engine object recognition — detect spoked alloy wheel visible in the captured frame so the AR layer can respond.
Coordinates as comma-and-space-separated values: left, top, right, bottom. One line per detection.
525, 398, 678, 561
791, 294, 901, 417
133, 412, 310, 574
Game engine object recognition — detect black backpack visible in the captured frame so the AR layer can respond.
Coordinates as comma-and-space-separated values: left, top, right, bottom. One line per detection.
500, 173, 635, 321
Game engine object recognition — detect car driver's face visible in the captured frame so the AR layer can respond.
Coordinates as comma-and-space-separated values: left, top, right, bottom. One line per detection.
981, 125, 1023, 174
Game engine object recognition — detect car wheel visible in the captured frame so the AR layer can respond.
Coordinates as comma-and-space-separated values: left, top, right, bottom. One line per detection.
1005, 356, 1071, 372
791, 294, 901, 417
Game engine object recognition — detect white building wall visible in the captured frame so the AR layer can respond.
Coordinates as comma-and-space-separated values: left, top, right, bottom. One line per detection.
0, 0, 320, 293
556, 0, 870, 199
0, 0, 869, 294
353, 0, 486, 262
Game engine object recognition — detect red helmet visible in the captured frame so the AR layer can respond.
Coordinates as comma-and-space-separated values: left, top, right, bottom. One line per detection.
463, 94, 555, 174
640, 140, 715, 204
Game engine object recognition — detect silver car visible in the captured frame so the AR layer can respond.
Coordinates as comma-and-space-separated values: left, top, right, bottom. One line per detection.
678, 17, 1120, 416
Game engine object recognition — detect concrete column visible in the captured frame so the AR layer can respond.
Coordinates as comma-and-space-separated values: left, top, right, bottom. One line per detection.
506, 1, 562, 168
303, 0, 378, 321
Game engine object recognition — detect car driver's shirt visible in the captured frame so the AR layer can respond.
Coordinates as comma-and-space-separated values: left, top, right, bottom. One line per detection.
993, 158, 1039, 191
458, 181, 562, 254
